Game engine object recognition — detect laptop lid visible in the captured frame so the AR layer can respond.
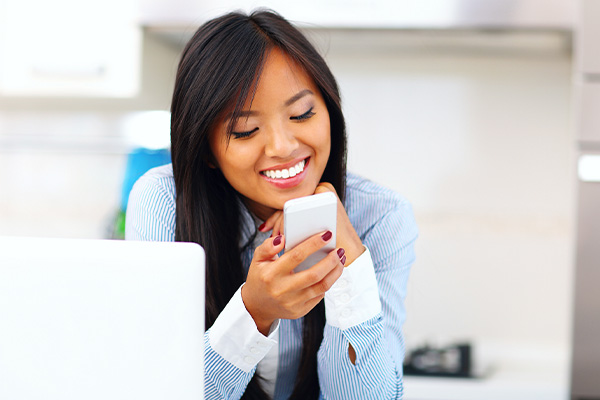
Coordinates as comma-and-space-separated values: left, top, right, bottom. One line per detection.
0, 237, 204, 400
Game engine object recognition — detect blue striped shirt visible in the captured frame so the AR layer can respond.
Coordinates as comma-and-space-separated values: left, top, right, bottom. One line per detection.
126, 164, 418, 399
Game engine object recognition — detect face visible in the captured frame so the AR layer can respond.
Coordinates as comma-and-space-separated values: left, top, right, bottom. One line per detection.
209, 48, 331, 221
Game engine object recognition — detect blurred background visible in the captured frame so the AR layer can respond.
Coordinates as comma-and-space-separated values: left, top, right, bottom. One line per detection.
1, 0, 597, 399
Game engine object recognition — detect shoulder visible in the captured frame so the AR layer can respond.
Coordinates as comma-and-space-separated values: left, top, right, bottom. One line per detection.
345, 172, 411, 219
344, 172, 416, 241
135, 163, 175, 187
130, 163, 176, 207
125, 164, 177, 241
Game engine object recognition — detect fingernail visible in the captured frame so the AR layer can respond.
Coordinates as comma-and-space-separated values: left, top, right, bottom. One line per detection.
273, 235, 282, 246
337, 248, 345, 258
258, 222, 266, 231
321, 231, 332, 242
340, 255, 346, 265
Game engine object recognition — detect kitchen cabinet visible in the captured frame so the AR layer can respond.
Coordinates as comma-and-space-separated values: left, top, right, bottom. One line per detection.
576, 82, 600, 143
139, 0, 575, 30
578, 0, 600, 74
0, 0, 141, 97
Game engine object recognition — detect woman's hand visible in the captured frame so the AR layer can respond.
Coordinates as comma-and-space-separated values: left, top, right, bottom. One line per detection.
259, 210, 284, 238
241, 232, 345, 335
259, 183, 364, 266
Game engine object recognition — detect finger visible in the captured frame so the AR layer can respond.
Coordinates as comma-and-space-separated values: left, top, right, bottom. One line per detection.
305, 255, 344, 298
301, 294, 325, 317
279, 230, 334, 274
294, 247, 344, 289
273, 214, 284, 237
259, 210, 283, 233
284, 292, 326, 320
315, 182, 337, 195
253, 234, 285, 262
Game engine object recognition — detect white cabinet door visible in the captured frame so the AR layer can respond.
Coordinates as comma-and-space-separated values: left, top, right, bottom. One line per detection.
576, 82, 600, 142
0, 0, 141, 97
578, 0, 600, 74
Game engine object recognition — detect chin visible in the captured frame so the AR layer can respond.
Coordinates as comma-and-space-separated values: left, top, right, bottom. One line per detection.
272, 192, 309, 210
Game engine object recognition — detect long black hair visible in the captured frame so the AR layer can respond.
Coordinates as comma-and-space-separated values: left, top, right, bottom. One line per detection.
170, 10, 347, 399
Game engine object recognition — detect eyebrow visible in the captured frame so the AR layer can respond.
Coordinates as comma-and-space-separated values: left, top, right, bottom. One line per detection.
284, 89, 314, 107
225, 89, 314, 121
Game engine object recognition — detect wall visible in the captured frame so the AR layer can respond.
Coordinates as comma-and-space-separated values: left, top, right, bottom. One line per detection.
0, 32, 180, 238
0, 28, 575, 368
317, 30, 575, 366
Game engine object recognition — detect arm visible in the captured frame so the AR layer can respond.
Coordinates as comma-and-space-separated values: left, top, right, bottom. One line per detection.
125, 172, 276, 399
204, 286, 280, 400
317, 199, 418, 399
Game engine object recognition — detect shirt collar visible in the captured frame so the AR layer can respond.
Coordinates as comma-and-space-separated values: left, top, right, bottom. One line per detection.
238, 198, 270, 250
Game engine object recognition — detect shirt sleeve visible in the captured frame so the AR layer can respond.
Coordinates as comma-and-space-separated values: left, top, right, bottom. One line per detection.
324, 247, 381, 330
205, 285, 280, 399
317, 198, 418, 400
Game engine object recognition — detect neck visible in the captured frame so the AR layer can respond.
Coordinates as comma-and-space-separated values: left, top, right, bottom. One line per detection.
242, 197, 278, 222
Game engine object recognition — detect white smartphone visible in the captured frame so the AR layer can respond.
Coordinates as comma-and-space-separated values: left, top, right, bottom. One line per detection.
284, 192, 337, 273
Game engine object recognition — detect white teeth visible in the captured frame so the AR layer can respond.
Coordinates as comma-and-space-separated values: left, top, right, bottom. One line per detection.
263, 159, 306, 180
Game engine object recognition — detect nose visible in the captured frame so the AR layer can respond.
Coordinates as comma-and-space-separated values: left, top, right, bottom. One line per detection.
264, 123, 299, 159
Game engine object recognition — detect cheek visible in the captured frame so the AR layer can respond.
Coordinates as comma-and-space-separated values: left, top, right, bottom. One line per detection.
215, 144, 258, 178
320, 121, 332, 161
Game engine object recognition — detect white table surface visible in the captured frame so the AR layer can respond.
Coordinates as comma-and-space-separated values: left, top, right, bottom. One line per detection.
403, 360, 569, 400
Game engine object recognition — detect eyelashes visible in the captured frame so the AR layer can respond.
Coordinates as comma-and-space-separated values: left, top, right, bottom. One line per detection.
231, 127, 258, 139
290, 107, 315, 121
231, 107, 315, 139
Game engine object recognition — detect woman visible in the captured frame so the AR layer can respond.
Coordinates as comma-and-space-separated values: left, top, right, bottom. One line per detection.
126, 9, 417, 400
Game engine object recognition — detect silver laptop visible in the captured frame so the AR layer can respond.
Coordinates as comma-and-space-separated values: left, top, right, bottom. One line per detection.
0, 237, 205, 400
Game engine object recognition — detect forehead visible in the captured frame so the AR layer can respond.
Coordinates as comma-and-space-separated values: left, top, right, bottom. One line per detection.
243, 48, 319, 109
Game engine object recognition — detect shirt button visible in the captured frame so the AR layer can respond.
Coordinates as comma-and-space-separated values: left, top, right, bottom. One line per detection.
338, 279, 349, 288
341, 309, 351, 318
256, 341, 267, 348
250, 347, 259, 354
244, 356, 254, 364
339, 293, 351, 303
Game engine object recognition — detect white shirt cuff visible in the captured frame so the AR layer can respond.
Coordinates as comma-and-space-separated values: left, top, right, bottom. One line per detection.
208, 285, 280, 373
325, 246, 382, 330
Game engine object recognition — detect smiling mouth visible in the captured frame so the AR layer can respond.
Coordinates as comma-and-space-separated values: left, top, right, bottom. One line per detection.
261, 158, 308, 179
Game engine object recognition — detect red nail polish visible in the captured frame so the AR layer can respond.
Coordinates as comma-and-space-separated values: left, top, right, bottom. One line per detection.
337, 248, 345, 258
340, 255, 346, 265
321, 231, 332, 241
273, 235, 282, 246
258, 222, 266, 231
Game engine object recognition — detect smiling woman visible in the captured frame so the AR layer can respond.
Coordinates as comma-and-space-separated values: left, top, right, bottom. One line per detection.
125, 9, 418, 400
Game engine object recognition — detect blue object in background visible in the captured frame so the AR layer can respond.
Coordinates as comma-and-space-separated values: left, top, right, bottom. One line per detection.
110, 147, 171, 239
120, 147, 171, 212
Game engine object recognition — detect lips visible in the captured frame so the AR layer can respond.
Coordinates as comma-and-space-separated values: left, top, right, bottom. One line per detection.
260, 157, 310, 189
261, 158, 307, 179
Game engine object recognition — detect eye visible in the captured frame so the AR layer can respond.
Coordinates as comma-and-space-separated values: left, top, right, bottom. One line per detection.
290, 107, 315, 121
231, 127, 258, 139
